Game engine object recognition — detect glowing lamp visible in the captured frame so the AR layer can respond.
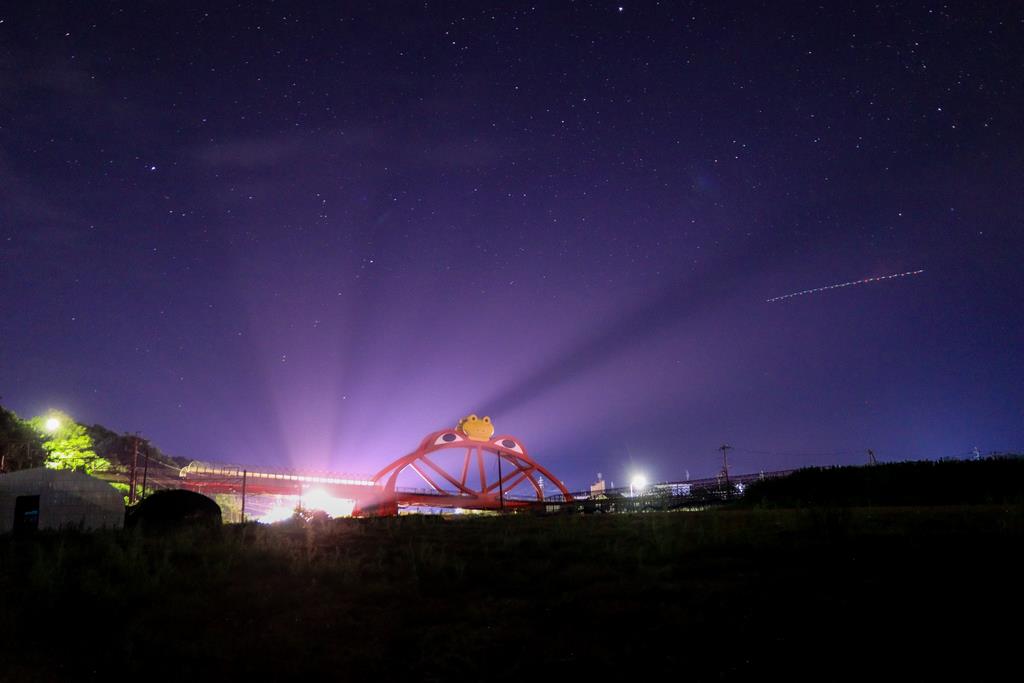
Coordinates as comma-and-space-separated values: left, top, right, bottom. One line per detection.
630, 474, 648, 498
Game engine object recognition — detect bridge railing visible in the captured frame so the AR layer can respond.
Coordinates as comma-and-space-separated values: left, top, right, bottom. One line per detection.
393, 485, 539, 501
179, 461, 377, 487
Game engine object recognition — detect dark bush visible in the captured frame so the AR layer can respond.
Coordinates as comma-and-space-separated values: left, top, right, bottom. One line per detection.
126, 489, 222, 531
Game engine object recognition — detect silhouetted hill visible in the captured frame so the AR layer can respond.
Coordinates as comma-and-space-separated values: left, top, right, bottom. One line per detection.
85, 422, 190, 470
741, 457, 1024, 507
0, 406, 42, 470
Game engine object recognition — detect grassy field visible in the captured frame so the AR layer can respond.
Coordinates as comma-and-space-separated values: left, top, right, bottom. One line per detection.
1, 506, 1021, 681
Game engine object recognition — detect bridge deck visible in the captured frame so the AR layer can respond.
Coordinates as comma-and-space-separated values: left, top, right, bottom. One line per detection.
99, 462, 795, 515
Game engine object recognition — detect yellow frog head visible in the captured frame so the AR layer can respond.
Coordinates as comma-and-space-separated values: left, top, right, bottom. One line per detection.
457, 414, 494, 441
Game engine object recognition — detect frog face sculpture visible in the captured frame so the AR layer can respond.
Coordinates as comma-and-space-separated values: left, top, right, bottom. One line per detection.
457, 414, 494, 441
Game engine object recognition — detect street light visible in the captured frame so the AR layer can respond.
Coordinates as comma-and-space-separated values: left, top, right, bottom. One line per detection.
44, 417, 61, 433
629, 473, 647, 498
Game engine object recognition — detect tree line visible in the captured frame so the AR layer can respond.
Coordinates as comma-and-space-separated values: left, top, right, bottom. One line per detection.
0, 404, 188, 475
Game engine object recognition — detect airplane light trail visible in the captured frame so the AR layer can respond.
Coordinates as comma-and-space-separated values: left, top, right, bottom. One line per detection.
766, 269, 925, 303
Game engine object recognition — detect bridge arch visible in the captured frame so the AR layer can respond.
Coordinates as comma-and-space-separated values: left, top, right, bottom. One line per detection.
357, 428, 573, 515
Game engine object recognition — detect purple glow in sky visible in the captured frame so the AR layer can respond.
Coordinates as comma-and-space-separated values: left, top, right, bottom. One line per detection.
1, 3, 1022, 488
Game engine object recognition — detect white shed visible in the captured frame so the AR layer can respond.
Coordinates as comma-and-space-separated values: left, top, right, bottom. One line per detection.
0, 468, 124, 533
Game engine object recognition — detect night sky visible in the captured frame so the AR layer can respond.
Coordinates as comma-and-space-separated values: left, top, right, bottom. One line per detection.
2, 2, 1022, 488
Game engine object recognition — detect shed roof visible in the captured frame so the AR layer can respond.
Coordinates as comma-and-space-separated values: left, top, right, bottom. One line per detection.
0, 467, 123, 505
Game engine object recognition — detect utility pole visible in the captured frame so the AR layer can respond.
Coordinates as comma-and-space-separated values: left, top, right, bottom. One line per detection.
241, 469, 248, 523
140, 443, 150, 497
0, 442, 38, 472
867, 449, 877, 466
718, 444, 732, 489
496, 453, 505, 512
128, 435, 141, 504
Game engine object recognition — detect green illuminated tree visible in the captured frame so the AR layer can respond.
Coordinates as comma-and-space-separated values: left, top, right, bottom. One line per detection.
29, 411, 111, 474
214, 493, 242, 523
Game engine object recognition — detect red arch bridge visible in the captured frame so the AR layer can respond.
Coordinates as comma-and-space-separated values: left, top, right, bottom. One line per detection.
104, 425, 794, 517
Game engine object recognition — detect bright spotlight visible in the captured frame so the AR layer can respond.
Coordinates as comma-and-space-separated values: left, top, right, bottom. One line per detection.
302, 488, 356, 518
258, 501, 298, 524
44, 417, 61, 433
630, 473, 648, 498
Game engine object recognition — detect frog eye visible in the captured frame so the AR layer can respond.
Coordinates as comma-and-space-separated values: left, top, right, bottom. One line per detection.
435, 432, 465, 445
494, 437, 523, 454
467, 414, 478, 422
482, 416, 491, 424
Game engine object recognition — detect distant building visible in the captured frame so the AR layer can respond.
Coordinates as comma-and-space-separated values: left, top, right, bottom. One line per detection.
0, 468, 124, 533
667, 483, 691, 496
590, 473, 607, 496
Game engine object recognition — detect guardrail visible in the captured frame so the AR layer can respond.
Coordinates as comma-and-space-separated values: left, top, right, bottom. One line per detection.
544, 469, 797, 503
